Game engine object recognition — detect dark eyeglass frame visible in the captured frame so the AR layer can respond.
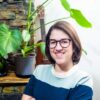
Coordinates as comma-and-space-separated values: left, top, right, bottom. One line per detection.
49, 38, 71, 49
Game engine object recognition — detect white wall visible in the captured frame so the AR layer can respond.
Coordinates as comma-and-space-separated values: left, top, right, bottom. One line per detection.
36, 0, 100, 99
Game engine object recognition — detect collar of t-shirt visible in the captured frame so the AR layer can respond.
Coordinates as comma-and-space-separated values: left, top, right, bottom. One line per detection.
51, 65, 78, 78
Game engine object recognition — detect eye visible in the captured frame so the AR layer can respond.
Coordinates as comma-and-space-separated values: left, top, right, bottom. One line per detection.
50, 40, 56, 44
61, 40, 69, 44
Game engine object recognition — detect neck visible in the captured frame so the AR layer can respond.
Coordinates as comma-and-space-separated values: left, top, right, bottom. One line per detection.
54, 62, 74, 73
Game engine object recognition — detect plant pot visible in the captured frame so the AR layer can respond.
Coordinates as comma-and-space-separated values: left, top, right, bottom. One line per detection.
15, 54, 36, 78
0, 65, 7, 77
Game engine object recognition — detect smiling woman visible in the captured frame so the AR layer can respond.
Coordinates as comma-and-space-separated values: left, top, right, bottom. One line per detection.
22, 21, 93, 100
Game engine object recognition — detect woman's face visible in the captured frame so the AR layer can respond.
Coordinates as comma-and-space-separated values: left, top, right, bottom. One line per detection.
49, 29, 73, 65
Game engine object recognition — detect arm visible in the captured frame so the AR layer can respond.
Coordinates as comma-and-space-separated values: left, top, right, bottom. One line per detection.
22, 65, 41, 100
22, 94, 35, 100
22, 75, 36, 100
68, 75, 93, 100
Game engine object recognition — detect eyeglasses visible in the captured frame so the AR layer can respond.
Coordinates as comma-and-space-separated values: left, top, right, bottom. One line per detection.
49, 38, 71, 49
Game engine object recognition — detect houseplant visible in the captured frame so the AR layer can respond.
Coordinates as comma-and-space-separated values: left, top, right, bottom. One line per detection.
0, 0, 46, 77
14, 0, 46, 77
0, 0, 92, 77
0, 23, 22, 76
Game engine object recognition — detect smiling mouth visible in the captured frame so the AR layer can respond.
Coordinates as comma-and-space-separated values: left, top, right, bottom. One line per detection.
55, 52, 65, 58
55, 52, 65, 54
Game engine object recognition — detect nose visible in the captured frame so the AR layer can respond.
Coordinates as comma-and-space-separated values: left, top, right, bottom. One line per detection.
55, 42, 63, 51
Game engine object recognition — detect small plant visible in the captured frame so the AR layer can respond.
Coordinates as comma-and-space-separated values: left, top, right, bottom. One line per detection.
0, 23, 22, 75
20, 0, 46, 57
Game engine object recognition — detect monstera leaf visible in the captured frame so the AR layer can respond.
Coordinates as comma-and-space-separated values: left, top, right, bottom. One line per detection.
0, 23, 22, 57
70, 9, 92, 28
60, 0, 71, 11
60, 0, 92, 28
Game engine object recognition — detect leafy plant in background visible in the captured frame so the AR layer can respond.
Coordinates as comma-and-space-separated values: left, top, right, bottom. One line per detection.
24, 0, 91, 56
0, 23, 22, 69
20, 0, 46, 57
0, 0, 91, 67
60, 0, 92, 55
60, 0, 92, 28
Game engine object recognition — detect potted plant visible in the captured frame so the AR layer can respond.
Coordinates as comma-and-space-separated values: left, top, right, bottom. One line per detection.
0, 0, 46, 77
14, 0, 46, 77
0, 23, 22, 76
0, 0, 92, 77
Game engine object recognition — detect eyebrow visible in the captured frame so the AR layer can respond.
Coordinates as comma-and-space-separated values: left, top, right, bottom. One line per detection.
49, 38, 70, 41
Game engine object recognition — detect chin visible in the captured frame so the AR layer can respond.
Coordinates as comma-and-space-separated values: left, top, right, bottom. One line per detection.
55, 59, 65, 65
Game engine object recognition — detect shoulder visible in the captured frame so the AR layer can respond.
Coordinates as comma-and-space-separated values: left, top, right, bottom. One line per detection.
75, 69, 93, 89
68, 69, 93, 99
76, 69, 92, 78
32, 64, 52, 78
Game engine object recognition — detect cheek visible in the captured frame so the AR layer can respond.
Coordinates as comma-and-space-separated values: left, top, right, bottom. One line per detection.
65, 46, 73, 57
49, 49, 57, 60
50, 49, 54, 56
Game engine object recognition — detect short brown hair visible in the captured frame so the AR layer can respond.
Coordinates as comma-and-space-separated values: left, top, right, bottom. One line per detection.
45, 21, 82, 65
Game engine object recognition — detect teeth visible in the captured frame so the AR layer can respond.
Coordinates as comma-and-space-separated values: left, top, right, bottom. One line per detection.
56, 53, 63, 57
56, 52, 64, 54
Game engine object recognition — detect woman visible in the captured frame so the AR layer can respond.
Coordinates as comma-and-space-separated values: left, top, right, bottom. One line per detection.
22, 21, 93, 100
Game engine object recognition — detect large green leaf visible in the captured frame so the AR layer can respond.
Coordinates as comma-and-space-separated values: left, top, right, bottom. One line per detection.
0, 47, 7, 57
70, 9, 92, 28
60, 0, 71, 12
0, 24, 22, 57
10, 29, 22, 51
0, 23, 9, 33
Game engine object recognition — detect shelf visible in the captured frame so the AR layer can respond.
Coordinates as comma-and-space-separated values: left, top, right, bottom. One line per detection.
0, 71, 29, 84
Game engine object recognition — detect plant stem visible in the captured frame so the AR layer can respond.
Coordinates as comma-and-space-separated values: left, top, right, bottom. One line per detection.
44, 0, 54, 8
27, 0, 32, 31
33, 16, 71, 32
30, 0, 49, 18
46, 17, 70, 25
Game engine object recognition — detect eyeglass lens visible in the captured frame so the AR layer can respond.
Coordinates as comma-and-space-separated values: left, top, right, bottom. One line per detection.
49, 38, 71, 48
